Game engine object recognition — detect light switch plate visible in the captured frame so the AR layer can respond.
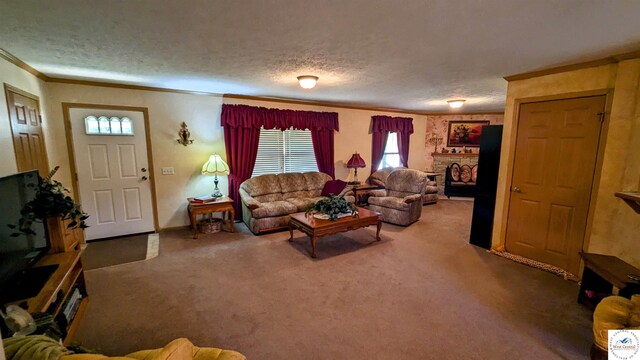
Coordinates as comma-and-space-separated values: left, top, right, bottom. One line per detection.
162, 167, 174, 175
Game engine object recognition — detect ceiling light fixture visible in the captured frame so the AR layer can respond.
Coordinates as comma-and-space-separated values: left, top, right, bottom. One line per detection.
447, 99, 466, 108
297, 75, 319, 89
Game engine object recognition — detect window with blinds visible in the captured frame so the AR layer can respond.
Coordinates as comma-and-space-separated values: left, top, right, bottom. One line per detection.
252, 127, 319, 177
379, 132, 401, 169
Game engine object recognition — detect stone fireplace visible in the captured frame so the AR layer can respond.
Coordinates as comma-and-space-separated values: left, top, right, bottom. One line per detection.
431, 153, 479, 195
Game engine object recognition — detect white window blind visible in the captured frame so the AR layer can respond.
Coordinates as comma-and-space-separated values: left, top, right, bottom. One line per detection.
379, 132, 401, 169
252, 127, 319, 177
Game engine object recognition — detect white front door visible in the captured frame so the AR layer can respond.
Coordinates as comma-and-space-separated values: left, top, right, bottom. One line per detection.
69, 107, 155, 240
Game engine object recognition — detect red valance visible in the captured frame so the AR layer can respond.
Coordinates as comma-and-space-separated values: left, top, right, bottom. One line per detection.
221, 104, 339, 131
371, 115, 414, 134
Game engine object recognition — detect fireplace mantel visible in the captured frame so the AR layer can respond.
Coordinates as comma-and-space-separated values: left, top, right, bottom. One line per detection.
431, 152, 478, 157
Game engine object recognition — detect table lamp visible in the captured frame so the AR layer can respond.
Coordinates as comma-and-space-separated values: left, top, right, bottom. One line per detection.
201, 154, 230, 197
346, 152, 366, 184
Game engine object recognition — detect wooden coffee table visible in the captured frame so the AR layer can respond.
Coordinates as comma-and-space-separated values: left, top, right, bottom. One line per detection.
288, 207, 382, 258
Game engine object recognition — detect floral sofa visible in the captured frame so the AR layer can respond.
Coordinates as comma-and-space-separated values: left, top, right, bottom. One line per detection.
239, 172, 354, 234
367, 167, 438, 205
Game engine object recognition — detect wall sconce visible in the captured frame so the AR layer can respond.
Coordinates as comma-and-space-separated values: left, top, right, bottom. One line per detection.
177, 122, 194, 146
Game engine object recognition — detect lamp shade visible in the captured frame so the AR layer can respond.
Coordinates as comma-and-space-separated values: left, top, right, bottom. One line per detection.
346, 153, 366, 169
201, 154, 230, 175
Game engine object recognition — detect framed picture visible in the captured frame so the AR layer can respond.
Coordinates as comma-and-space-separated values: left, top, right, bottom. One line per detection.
446, 120, 490, 147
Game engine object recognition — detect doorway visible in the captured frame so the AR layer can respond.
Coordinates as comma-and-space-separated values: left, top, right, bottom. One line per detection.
4, 84, 49, 176
64, 104, 158, 241
504, 95, 606, 275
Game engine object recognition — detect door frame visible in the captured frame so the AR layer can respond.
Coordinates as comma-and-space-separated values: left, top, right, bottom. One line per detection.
4, 83, 50, 174
498, 89, 614, 259
62, 102, 160, 235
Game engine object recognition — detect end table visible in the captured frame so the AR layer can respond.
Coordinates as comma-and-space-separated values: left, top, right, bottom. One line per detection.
352, 184, 383, 206
187, 196, 235, 239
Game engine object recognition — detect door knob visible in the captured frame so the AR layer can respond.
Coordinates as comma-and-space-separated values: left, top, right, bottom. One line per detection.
141, 168, 147, 172
141, 176, 148, 181
512, 186, 521, 193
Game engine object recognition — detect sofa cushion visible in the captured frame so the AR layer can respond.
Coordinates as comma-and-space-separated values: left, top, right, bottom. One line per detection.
367, 167, 402, 187
254, 193, 284, 203
251, 201, 297, 219
386, 169, 428, 194
277, 173, 307, 192
304, 172, 332, 191
286, 197, 325, 212
241, 174, 281, 196
368, 196, 411, 211
425, 185, 438, 194
321, 179, 347, 196
282, 190, 315, 199
126, 338, 195, 360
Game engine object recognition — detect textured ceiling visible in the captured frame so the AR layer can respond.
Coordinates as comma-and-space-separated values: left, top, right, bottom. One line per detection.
1, 1, 640, 112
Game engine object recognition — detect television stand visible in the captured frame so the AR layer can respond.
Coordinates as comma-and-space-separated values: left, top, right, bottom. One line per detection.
0, 264, 58, 304
2, 251, 88, 344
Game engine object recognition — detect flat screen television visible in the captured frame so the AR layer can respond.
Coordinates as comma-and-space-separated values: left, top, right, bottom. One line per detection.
0, 170, 54, 304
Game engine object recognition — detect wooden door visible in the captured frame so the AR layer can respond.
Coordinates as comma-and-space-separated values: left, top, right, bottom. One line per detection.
505, 96, 605, 275
4, 85, 49, 175
69, 107, 155, 240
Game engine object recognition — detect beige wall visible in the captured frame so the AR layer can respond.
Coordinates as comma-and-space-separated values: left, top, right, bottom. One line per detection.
222, 97, 429, 180
44, 83, 226, 229
0, 57, 49, 177
40, 85, 428, 230
493, 60, 640, 268
424, 114, 504, 171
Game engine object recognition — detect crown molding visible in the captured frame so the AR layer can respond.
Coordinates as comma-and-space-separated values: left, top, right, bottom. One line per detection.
504, 49, 640, 82
47, 77, 217, 97
0, 48, 49, 81
1, 48, 505, 115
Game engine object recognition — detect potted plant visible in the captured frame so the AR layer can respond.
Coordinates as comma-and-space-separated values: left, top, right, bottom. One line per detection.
305, 194, 357, 221
10, 166, 89, 237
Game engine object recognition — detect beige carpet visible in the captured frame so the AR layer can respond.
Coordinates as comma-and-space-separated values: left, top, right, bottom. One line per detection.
72, 200, 592, 359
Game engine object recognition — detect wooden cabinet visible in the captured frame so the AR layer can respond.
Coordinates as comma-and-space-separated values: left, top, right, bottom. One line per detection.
47, 216, 83, 253
29, 251, 88, 344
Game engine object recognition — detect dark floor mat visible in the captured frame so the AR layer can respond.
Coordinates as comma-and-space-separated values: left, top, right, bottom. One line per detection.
82, 234, 149, 270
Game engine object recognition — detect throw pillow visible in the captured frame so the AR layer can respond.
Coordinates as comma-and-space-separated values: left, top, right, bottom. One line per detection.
339, 184, 354, 196
321, 180, 347, 196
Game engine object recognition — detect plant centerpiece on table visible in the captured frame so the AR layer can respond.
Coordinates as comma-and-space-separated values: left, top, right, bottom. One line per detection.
305, 194, 357, 221
9, 166, 89, 236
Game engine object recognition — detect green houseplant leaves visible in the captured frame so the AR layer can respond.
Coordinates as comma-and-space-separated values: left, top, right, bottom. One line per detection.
305, 194, 356, 221
9, 166, 89, 236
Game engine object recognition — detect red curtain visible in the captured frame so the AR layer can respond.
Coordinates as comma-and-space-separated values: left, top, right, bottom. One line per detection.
371, 115, 414, 172
222, 107, 261, 217
311, 128, 335, 178
397, 131, 411, 168
222, 104, 339, 215
371, 131, 388, 174
221, 104, 339, 132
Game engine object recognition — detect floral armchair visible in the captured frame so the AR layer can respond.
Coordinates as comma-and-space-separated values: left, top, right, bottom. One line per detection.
367, 167, 438, 205
367, 169, 428, 226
